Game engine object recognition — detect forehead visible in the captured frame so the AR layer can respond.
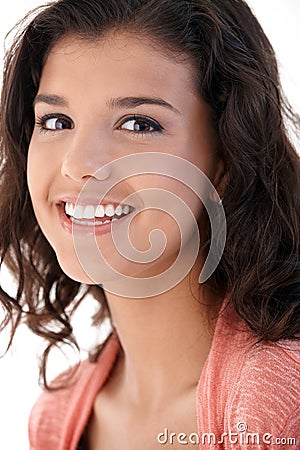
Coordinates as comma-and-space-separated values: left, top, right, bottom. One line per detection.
39, 33, 198, 108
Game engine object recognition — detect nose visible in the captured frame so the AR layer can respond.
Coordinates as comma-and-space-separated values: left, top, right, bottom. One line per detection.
61, 131, 112, 182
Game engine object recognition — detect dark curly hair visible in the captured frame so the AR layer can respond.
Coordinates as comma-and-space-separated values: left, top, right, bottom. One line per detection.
0, 0, 299, 388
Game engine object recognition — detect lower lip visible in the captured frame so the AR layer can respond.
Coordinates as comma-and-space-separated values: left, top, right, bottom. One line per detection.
57, 204, 133, 236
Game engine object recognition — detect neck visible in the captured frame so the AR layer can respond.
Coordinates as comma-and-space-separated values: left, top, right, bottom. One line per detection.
103, 256, 223, 408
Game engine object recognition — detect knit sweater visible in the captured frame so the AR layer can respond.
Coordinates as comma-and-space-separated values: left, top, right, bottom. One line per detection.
28, 302, 300, 449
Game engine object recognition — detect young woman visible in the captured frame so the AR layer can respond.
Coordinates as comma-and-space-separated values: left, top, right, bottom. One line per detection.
0, 0, 299, 449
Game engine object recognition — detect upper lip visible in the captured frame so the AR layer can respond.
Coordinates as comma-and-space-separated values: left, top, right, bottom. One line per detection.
55, 194, 135, 208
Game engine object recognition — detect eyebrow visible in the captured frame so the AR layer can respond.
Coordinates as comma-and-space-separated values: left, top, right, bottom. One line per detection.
33, 94, 181, 115
106, 96, 181, 115
33, 94, 67, 107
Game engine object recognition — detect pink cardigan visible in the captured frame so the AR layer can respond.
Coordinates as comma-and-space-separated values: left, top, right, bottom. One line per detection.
28, 302, 300, 449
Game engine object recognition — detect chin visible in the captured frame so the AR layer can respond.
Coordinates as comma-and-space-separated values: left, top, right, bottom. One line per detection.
54, 254, 95, 284
55, 253, 123, 285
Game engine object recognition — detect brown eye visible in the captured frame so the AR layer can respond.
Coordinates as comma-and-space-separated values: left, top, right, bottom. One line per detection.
35, 114, 74, 133
43, 117, 72, 130
121, 118, 154, 132
119, 115, 163, 136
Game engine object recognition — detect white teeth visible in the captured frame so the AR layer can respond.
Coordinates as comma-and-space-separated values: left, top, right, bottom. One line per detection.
73, 204, 84, 219
95, 205, 105, 218
123, 205, 130, 215
105, 204, 115, 217
64, 202, 133, 222
83, 205, 95, 219
115, 205, 123, 216
71, 217, 117, 225
65, 202, 74, 216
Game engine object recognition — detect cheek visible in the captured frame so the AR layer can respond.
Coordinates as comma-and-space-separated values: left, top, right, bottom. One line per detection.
27, 142, 55, 235
27, 140, 56, 200
27, 144, 41, 206
125, 173, 204, 257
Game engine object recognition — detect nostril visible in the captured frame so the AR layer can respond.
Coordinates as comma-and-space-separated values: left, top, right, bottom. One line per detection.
92, 164, 111, 181
61, 159, 112, 182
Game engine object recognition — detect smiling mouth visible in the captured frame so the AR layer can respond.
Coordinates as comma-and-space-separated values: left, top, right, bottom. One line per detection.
60, 201, 135, 227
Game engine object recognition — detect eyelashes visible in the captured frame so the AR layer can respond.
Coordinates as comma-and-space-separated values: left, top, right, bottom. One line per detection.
120, 115, 163, 138
34, 113, 164, 139
35, 113, 73, 132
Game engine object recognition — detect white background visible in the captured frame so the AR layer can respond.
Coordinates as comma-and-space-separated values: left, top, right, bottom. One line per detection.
0, 1, 299, 449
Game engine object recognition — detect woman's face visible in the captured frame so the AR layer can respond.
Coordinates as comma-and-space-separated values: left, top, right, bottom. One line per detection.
27, 32, 223, 288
